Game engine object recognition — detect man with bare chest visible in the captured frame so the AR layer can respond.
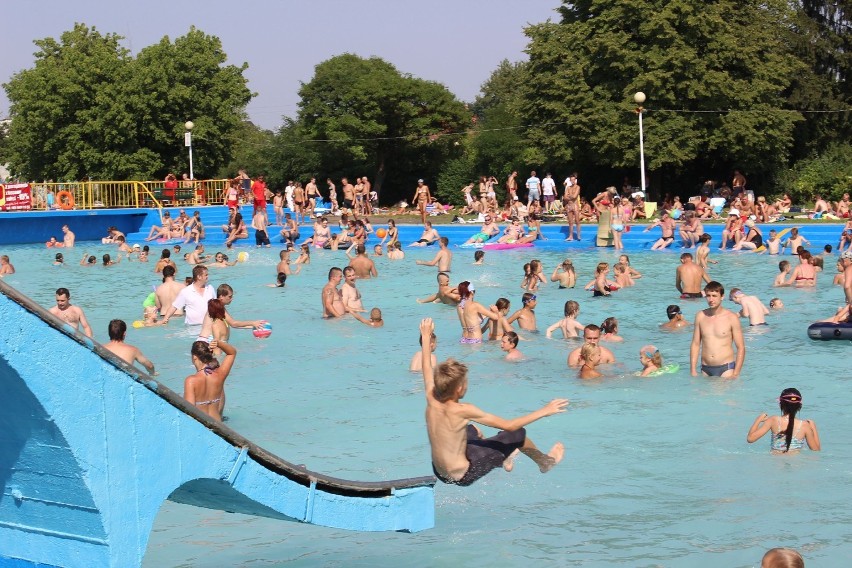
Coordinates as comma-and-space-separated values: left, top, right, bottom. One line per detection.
690, 281, 745, 378
49, 287, 93, 337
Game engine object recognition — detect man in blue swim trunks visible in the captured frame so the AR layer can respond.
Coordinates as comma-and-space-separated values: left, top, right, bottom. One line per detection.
690, 281, 745, 378
418, 318, 567, 486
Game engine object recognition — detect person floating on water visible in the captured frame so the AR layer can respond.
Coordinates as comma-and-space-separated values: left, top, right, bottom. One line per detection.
418, 317, 566, 486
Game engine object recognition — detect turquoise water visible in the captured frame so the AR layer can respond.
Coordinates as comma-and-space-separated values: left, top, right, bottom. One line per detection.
1, 239, 850, 567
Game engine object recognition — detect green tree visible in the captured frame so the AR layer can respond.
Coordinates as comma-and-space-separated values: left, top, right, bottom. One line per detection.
295, 54, 470, 203
2, 24, 252, 181
219, 120, 276, 181
520, 0, 804, 194
785, 1, 852, 159
2, 24, 146, 180
131, 27, 253, 179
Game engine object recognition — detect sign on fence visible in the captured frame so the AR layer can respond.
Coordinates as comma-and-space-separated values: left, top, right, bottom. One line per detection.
0, 183, 32, 211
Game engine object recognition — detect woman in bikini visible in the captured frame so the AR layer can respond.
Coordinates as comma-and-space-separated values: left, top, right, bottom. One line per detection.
184, 339, 237, 422
747, 388, 820, 454
787, 250, 817, 287
457, 281, 499, 344
412, 180, 432, 225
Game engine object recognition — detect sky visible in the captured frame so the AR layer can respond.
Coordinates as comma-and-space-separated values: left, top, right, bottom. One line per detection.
0, 0, 559, 130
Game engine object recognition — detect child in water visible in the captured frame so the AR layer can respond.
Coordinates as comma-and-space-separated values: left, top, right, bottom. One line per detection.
638, 345, 663, 377
506, 292, 538, 331
585, 262, 618, 296
545, 300, 585, 339
746, 388, 821, 453
418, 317, 566, 486
599, 317, 624, 342
501, 332, 523, 361
410, 330, 437, 372
578, 343, 602, 379
774, 260, 790, 287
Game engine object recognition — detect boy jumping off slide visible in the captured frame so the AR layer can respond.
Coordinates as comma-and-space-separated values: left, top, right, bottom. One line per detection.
419, 318, 567, 486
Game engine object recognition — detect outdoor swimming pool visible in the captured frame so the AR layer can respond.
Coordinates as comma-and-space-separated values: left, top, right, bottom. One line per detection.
1, 236, 849, 567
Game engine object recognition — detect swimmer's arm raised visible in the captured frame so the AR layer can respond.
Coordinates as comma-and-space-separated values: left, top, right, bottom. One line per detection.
746, 413, 772, 443
461, 398, 569, 431
420, 319, 436, 398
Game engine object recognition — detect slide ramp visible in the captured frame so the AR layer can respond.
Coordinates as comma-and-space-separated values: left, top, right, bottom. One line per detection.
0, 281, 434, 568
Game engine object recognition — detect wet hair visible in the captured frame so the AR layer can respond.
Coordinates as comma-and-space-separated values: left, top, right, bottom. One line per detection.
87, 256, 96, 264
778, 388, 803, 453
699, 233, 711, 243
614, 263, 626, 274
779, 260, 790, 272
704, 281, 724, 296
394, 242, 402, 250
600, 317, 618, 334
595, 262, 609, 274
191, 341, 219, 370
143, 245, 150, 253
641, 346, 663, 368
522, 292, 535, 305
369, 307, 382, 321
102, 254, 111, 265
580, 343, 599, 364
217, 283, 234, 298
474, 250, 484, 261
161, 249, 171, 259
522, 262, 531, 276
530, 259, 541, 273
233, 212, 243, 227
55, 253, 64, 262
191, 265, 208, 282
107, 319, 127, 341
799, 250, 812, 263
680, 252, 693, 261
761, 548, 804, 568
433, 358, 468, 402
503, 331, 519, 347
276, 272, 287, 286
769, 298, 781, 308
495, 297, 510, 312
208, 299, 227, 320
457, 281, 473, 299
418, 331, 437, 347
666, 305, 681, 320
564, 300, 579, 317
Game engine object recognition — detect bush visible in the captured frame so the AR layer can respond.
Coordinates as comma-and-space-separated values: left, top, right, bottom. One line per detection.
436, 153, 476, 207
777, 144, 852, 205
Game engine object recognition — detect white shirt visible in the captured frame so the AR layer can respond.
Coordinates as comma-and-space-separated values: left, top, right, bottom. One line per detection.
542, 177, 556, 196
172, 284, 215, 325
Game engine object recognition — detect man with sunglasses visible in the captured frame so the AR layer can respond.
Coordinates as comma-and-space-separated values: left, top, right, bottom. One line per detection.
463, 215, 500, 245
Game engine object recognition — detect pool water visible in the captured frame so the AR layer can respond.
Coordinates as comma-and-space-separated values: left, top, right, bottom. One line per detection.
1, 238, 850, 567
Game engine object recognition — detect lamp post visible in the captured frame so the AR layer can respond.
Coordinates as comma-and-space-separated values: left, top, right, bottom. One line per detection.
184, 121, 195, 180
633, 92, 646, 196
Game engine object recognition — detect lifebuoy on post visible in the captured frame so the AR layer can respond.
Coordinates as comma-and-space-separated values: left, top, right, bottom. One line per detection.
57, 191, 75, 210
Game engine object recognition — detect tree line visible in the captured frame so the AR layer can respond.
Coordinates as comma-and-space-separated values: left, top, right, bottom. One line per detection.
2, 1, 849, 206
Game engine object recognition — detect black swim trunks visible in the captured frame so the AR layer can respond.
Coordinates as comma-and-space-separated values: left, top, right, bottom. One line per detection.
432, 425, 527, 486
680, 292, 702, 299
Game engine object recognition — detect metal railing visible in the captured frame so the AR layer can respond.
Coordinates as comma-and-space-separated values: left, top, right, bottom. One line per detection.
27, 179, 231, 210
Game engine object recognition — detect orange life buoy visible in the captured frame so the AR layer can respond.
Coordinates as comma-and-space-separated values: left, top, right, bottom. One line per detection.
57, 190, 75, 210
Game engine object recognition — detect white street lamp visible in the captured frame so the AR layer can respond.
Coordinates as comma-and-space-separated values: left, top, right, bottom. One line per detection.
633, 92, 646, 196
184, 121, 195, 180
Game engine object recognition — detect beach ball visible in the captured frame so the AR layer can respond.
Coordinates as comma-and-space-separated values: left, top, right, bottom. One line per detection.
376, 228, 387, 238
237, 251, 249, 263
253, 322, 272, 339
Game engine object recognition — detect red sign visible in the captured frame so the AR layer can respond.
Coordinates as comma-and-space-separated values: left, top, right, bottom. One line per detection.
0, 183, 32, 211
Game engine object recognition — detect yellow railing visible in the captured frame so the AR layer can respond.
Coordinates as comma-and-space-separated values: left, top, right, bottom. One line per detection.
27, 179, 231, 210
